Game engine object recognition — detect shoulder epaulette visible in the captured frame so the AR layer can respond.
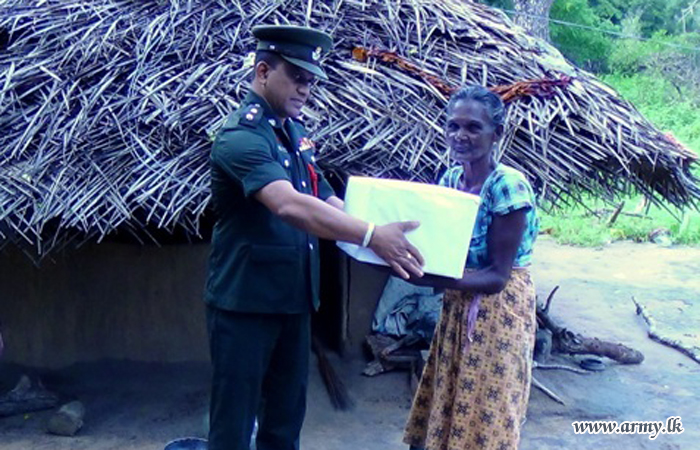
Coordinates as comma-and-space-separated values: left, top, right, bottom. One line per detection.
237, 103, 264, 128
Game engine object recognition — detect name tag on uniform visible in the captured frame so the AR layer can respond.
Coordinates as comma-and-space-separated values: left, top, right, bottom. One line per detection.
299, 137, 315, 152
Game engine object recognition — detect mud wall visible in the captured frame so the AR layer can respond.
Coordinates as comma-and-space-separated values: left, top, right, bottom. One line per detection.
0, 241, 385, 368
0, 243, 211, 368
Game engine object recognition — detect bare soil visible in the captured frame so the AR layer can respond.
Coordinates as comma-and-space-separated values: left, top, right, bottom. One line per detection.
1, 237, 698, 450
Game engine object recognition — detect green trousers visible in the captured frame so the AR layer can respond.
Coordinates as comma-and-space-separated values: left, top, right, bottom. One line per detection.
206, 306, 310, 450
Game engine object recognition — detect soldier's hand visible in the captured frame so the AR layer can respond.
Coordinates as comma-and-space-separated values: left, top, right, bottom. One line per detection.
369, 221, 425, 279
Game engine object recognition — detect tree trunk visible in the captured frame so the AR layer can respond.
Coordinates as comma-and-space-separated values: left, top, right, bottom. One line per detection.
513, 0, 555, 42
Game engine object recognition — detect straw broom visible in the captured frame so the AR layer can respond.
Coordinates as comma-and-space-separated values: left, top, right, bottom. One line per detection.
311, 334, 354, 411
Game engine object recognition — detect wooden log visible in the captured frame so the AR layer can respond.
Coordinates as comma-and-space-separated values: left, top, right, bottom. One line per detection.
537, 286, 644, 364
0, 375, 60, 417
555, 334, 644, 364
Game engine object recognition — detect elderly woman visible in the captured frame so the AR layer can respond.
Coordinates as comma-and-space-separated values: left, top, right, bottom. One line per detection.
403, 85, 539, 450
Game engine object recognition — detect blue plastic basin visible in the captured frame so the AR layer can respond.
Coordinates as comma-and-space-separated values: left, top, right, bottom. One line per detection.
164, 437, 208, 450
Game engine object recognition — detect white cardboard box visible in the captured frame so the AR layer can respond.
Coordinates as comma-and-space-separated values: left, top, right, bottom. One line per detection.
337, 176, 480, 278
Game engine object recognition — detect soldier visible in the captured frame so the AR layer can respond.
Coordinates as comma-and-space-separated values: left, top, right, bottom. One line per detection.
205, 25, 425, 450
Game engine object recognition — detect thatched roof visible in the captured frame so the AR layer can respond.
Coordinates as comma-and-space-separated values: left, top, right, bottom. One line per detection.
1, 0, 698, 255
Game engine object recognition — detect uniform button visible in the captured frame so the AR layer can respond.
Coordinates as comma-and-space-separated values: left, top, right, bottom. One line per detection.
301, 181, 307, 188
309, 243, 314, 250
284, 160, 290, 167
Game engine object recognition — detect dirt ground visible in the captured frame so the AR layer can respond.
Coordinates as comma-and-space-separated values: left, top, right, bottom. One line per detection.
1, 236, 699, 450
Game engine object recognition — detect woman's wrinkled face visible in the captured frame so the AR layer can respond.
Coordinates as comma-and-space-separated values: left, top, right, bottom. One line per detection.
445, 99, 502, 165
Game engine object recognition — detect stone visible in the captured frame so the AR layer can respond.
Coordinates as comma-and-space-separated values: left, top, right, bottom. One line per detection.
47, 400, 85, 436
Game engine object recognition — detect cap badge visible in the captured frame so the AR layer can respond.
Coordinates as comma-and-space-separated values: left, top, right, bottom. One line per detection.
242, 52, 256, 69
312, 47, 322, 61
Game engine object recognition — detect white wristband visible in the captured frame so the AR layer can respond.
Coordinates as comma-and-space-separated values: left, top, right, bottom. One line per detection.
361, 222, 375, 247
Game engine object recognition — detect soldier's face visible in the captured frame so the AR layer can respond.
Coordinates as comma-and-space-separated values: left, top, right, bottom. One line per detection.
264, 61, 316, 119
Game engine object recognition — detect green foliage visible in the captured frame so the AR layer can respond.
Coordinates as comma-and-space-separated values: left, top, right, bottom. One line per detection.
481, 0, 700, 72
550, 0, 617, 71
539, 211, 611, 246
543, 72, 700, 248
481, 0, 512, 9
607, 31, 700, 75
601, 73, 700, 151
540, 196, 700, 247
591, 0, 697, 35
477, 0, 700, 246
606, 34, 664, 74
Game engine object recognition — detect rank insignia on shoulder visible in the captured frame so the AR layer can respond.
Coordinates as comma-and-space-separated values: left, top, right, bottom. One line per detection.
239, 105, 263, 127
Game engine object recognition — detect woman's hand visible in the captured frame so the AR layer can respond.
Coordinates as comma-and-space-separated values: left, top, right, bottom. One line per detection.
403, 209, 528, 294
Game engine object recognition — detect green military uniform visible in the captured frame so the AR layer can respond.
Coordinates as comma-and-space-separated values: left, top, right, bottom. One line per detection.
206, 89, 334, 313
205, 25, 334, 450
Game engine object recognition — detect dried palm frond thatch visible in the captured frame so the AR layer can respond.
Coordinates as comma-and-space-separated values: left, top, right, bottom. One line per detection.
1, 0, 698, 256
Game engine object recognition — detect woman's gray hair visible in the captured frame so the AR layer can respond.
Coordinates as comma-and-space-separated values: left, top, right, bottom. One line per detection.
446, 85, 505, 127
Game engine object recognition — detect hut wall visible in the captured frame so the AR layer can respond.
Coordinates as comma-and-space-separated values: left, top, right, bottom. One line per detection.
345, 260, 389, 357
0, 242, 387, 368
0, 243, 211, 368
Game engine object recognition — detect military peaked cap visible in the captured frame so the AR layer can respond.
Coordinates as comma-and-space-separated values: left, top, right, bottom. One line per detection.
252, 25, 333, 80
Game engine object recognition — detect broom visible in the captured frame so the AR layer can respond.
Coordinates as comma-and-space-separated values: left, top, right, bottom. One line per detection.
311, 335, 354, 411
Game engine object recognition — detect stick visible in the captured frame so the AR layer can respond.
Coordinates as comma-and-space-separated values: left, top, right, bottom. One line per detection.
533, 360, 589, 375
632, 296, 700, 364
531, 375, 565, 406
606, 201, 626, 227
311, 335, 354, 411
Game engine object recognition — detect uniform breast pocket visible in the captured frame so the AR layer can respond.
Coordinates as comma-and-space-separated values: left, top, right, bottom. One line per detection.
242, 244, 302, 308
